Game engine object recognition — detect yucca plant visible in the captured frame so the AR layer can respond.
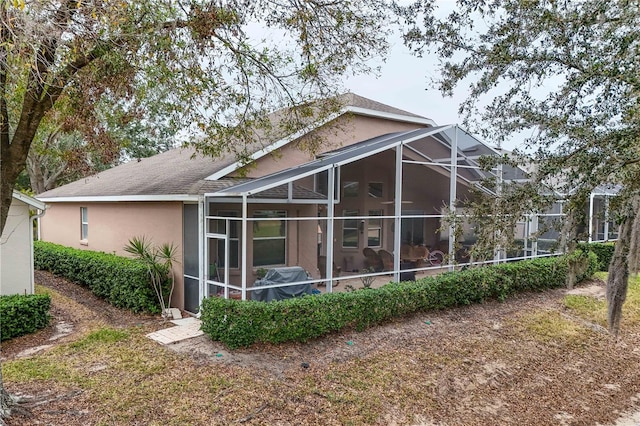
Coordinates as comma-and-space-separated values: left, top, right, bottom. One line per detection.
124, 236, 178, 320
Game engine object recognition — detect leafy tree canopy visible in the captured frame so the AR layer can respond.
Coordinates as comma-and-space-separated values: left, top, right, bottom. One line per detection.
1, 0, 391, 232
0, 1, 391, 419
399, 0, 640, 334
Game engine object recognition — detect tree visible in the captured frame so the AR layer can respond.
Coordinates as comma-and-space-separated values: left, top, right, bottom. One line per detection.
399, 0, 640, 334
26, 101, 176, 193
0, 0, 390, 421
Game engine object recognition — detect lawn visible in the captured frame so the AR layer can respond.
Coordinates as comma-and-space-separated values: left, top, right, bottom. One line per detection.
3, 272, 640, 425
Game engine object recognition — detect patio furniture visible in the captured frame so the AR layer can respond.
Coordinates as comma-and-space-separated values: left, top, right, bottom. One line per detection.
412, 245, 428, 268
400, 243, 412, 260
363, 247, 383, 272
378, 249, 394, 272
318, 255, 341, 287
252, 266, 312, 302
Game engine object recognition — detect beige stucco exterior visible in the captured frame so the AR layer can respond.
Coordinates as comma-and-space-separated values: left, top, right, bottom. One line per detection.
37, 107, 470, 309
40, 201, 185, 308
1, 197, 41, 295
235, 115, 427, 178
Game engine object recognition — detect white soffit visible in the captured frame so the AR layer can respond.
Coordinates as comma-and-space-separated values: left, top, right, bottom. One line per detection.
13, 190, 46, 210
36, 194, 199, 203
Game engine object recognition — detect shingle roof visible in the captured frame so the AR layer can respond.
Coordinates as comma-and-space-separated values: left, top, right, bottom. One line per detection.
37, 93, 432, 200
339, 93, 428, 119
38, 147, 228, 198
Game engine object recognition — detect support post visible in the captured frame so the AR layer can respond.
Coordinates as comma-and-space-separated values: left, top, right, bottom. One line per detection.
241, 195, 248, 300
604, 196, 610, 241
494, 162, 504, 262
326, 167, 336, 292
394, 144, 403, 282
198, 196, 206, 306
588, 193, 595, 243
448, 126, 458, 270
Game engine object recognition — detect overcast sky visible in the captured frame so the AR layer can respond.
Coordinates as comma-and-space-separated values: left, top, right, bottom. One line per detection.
343, 1, 463, 125
343, 34, 465, 128
343, 2, 523, 151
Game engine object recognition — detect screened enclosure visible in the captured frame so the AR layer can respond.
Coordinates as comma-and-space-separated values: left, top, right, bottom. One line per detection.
180, 125, 612, 307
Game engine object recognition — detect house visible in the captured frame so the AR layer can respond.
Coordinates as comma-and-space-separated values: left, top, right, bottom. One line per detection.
38, 93, 544, 313
1, 191, 46, 295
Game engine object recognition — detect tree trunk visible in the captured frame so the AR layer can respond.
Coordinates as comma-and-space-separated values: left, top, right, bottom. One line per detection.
561, 207, 579, 289
26, 153, 47, 195
0, 145, 26, 235
0, 368, 14, 424
0, 96, 59, 426
606, 195, 639, 337
0, 139, 30, 424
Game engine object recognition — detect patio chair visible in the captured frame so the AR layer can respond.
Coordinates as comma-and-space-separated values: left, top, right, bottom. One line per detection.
318, 255, 341, 287
378, 249, 394, 272
412, 245, 428, 268
400, 243, 412, 260
363, 247, 383, 272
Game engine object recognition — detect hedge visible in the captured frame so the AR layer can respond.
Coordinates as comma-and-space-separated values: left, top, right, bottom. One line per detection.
34, 241, 161, 313
201, 251, 598, 349
0, 294, 51, 341
579, 242, 615, 271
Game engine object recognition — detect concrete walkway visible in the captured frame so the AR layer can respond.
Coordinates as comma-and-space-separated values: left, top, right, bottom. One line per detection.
146, 317, 203, 345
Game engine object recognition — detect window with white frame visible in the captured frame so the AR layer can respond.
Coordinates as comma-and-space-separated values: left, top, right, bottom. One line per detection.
367, 209, 383, 247
342, 209, 359, 248
80, 207, 88, 240
253, 210, 286, 267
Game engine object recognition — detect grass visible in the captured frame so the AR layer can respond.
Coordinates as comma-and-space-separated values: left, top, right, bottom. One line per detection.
563, 273, 640, 328
5, 273, 640, 424
517, 310, 592, 346
69, 328, 129, 350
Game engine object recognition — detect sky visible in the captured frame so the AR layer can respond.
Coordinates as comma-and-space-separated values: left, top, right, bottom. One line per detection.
342, 2, 522, 151
343, 1, 465, 129
343, 34, 465, 128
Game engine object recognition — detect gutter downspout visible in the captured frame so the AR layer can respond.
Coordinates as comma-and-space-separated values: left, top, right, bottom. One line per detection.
30, 207, 47, 294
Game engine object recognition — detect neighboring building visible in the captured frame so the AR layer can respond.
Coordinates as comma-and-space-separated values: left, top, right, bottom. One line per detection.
38, 93, 512, 313
1, 191, 46, 295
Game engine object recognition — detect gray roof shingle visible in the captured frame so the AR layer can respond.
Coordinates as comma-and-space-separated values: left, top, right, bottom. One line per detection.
37, 93, 431, 199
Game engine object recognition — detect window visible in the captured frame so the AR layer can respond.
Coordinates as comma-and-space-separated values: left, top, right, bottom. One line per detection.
253, 210, 286, 266
343, 181, 359, 197
315, 169, 339, 200
368, 182, 383, 198
216, 211, 240, 269
342, 209, 359, 248
80, 207, 88, 240
401, 210, 425, 245
368, 209, 383, 247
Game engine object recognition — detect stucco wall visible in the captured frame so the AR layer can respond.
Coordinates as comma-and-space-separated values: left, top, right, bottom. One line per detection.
0, 199, 32, 295
40, 202, 185, 308
236, 115, 427, 178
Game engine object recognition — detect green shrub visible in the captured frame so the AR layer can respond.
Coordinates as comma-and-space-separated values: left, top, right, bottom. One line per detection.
201, 252, 598, 349
34, 241, 160, 313
0, 294, 51, 341
578, 242, 615, 271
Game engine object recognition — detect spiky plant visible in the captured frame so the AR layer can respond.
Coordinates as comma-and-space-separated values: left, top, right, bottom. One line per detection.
124, 236, 178, 319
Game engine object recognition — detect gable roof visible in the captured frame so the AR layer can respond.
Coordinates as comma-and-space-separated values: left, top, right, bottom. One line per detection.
37, 93, 435, 202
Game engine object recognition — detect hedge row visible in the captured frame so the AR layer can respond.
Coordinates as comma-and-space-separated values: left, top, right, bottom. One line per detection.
580, 242, 615, 271
34, 241, 160, 313
0, 294, 51, 341
201, 252, 598, 349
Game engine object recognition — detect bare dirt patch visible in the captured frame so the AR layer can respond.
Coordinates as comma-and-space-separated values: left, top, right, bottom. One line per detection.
4, 273, 640, 425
